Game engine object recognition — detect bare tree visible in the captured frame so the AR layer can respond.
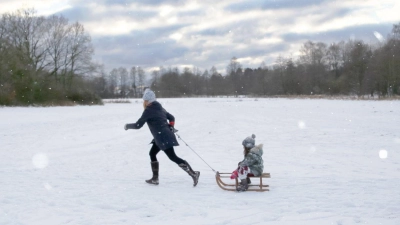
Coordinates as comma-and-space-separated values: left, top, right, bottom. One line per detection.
201, 69, 210, 96
64, 22, 94, 88
2, 9, 48, 73
91, 64, 109, 98
226, 57, 242, 96
150, 69, 160, 93
326, 42, 344, 78
299, 41, 327, 65
392, 22, 400, 40
226, 57, 241, 75
45, 15, 70, 83
181, 67, 194, 96
341, 40, 371, 95
210, 66, 218, 76
299, 41, 328, 93
108, 69, 119, 97
129, 66, 137, 97
137, 66, 146, 94
259, 61, 267, 70
209, 73, 224, 96
118, 67, 128, 97
274, 55, 287, 93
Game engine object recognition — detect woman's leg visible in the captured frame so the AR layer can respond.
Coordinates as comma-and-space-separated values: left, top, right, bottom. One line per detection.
163, 147, 185, 164
149, 143, 161, 162
146, 143, 161, 185
164, 147, 200, 187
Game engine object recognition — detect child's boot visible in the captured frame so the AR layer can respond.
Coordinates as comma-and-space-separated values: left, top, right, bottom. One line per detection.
240, 177, 251, 185
237, 179, 248, 192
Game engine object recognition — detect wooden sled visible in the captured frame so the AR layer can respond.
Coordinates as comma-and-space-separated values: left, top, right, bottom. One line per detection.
216, 172, 271, 192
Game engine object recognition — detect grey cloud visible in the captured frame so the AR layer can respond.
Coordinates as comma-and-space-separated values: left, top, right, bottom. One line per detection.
99, 42, 188, 67
188, 41, 288, 70
102, 0, 186, 6
196, 29, 219, 36
58, 5, 158, 23
314, 8, 354, 25
94, 32, 189, 68
177, 9, 205, 18
226, 43, 288, 61
128, 24, 188, 42
57, 6, 91, 22
226, 1, 353, 28
282, 23, 394, 44
103, 0, 133, 5
194, 17, 263, 38
225, 0, 329, 12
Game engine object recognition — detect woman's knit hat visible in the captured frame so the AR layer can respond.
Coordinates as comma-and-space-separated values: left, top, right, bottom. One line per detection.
142, 88, 156, 103
242, 134, 256, 148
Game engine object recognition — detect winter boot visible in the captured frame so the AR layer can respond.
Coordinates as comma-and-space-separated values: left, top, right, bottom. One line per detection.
145, 161, 159, 185
178, 161, 200, 187
240, 177, 251, 185
237, 179, 248, 192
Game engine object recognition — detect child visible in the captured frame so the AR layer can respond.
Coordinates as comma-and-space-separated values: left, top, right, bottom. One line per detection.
230, 134, 264, 192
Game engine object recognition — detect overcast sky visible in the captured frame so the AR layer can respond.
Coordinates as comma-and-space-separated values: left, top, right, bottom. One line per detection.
1, 0, 399, 74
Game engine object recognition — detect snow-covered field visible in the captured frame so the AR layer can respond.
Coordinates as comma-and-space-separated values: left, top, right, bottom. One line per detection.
1, 98, 399, 225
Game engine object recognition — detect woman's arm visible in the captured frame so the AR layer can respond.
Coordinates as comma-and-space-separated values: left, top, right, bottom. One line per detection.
124, 110, 149, 130
164, 109, 176, 133
164, 109, 175, 125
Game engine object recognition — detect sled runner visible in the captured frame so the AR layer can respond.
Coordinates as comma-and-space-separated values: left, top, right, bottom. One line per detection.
216, 172, 271, 192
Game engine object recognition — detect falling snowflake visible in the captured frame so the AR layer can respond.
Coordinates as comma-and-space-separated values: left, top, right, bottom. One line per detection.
373, 31, 385, 43
298, 121, 306, 129
379, 149, 388, 159
32, 153, 49, 169
44, 183, 53, 190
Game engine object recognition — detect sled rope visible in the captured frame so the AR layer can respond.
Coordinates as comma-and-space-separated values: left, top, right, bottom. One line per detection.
175, 133, 217, 173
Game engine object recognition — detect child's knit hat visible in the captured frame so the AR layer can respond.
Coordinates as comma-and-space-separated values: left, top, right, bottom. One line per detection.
242, 134, 256, 148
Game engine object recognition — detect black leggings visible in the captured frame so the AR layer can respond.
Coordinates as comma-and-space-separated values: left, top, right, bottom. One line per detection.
149, 143, 185, 165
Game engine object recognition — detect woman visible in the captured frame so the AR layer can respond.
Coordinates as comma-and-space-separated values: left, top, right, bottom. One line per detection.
230, 134, 264, 192
124, 88, 200, 187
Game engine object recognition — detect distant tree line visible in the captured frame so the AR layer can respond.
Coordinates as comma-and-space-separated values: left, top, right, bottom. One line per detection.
100, 22, 400, 99
0, 9, 101, 105
91, 66, 148, 99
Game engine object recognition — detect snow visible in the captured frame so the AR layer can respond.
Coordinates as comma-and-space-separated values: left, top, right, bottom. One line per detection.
1, 98, 400, 225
